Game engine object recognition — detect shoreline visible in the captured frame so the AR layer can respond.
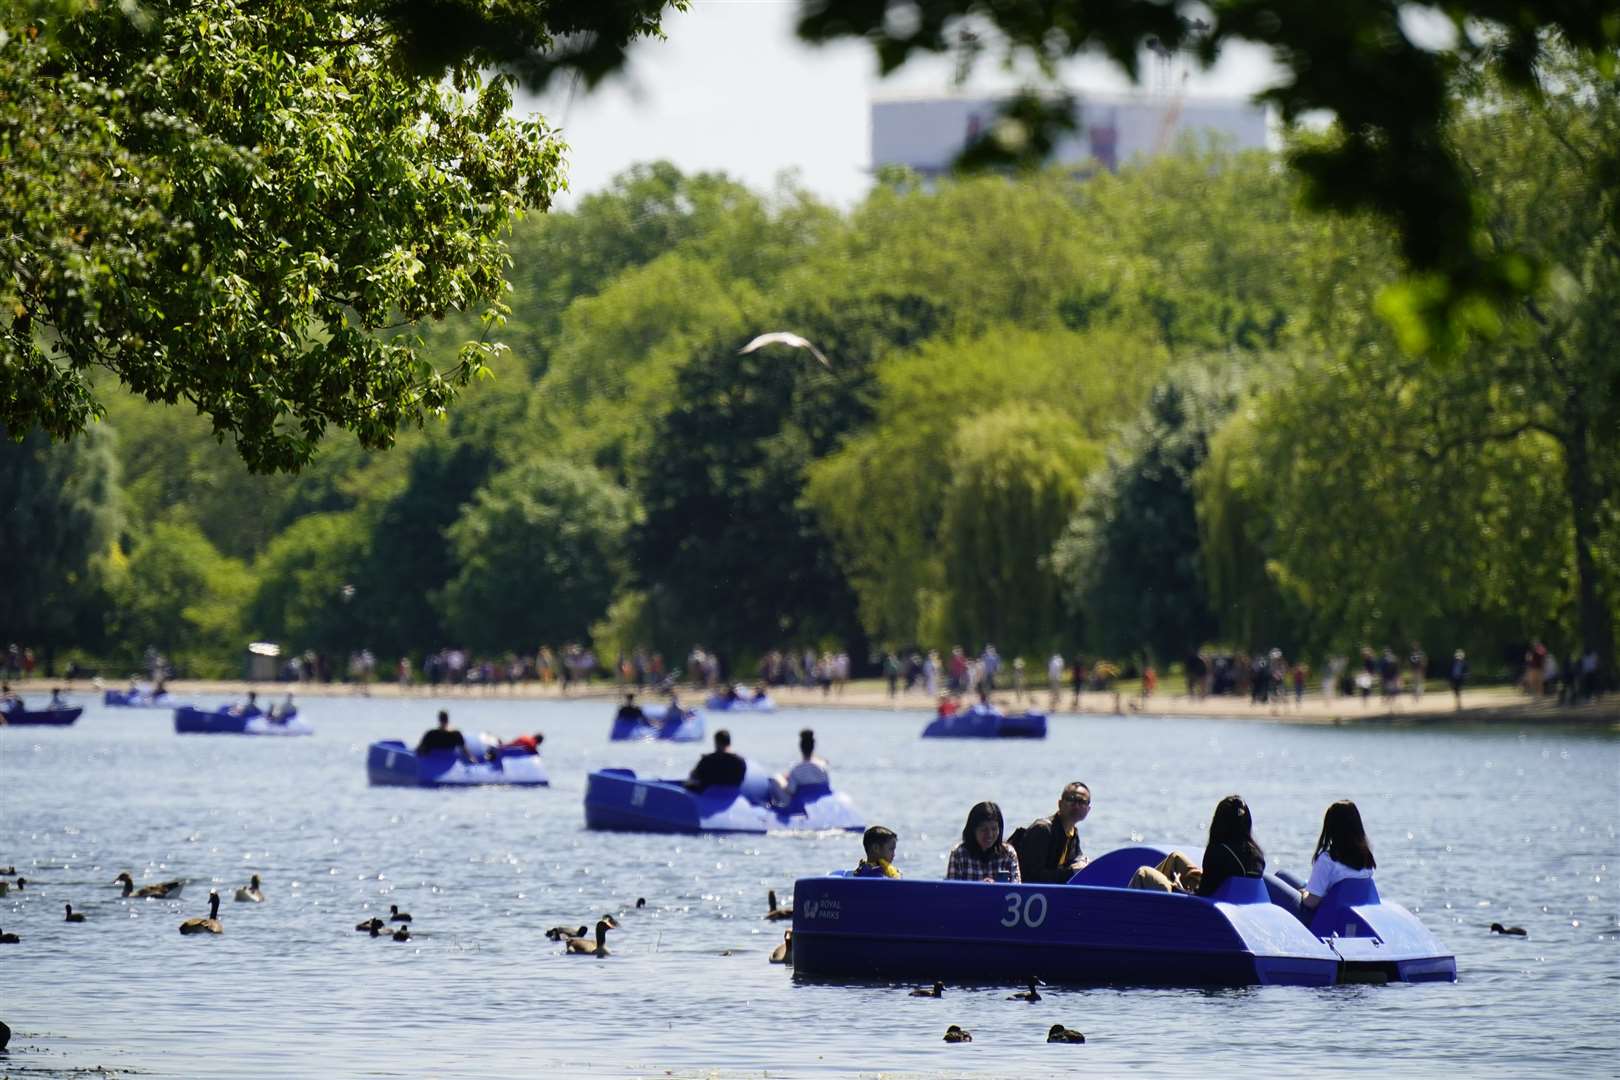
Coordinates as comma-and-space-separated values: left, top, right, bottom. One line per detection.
39, 676, 1619, 728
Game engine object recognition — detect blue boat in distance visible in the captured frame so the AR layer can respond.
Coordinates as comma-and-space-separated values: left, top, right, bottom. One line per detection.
584, 762, 863, 834
105, 688, 175, 708
922, 703, 1046, 739
705, 691, 777, 713
366, 739, 549, 788
0, 705, 83, 727
790, 845, 1454, 987
610, 704, 703, 742
174, 705, 310, 736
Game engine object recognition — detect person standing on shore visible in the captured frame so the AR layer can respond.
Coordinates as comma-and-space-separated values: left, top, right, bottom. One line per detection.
1449, 650, 1469, 708
1408, 643, 1427, 699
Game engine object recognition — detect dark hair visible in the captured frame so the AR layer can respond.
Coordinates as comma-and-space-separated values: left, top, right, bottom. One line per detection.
799, 729, 815, 756
1207, 794, 1264, 865
863, 825, 896, 856
1314, 800, 1375, 871
960, 801, 1006, 855
714, 729, 731, 750
437, 710, 449, 725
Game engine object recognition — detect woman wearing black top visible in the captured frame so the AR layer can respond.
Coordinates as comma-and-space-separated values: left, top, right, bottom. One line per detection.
1195, 795, 1266, 897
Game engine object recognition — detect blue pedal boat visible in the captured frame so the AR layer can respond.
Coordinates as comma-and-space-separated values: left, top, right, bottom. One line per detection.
583, 763, 863, 834
610, 705, 704, 742
366, 739, 550, 787
921, 703, 1047, 738
790, 845, 1454, 987
705, 692, 777, 713
105, 689, 174, 707
0, 705, 83, 727
174, 705, 310, 736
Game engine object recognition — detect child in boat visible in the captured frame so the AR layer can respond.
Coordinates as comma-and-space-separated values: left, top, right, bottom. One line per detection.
854, 825, 901, 878
1300, 800, 1376, 911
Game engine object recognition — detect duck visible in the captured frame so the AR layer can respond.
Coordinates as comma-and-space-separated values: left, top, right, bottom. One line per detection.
909, 980, 945, 998
0, 1018, 9, 1050
14, 877, 25, 890
1490, 922, 1528, 936
635, 897, 646, 908
545, 924, 588, 942
114, 872, 183, 899
64, 903, 86, 923
764, 889, 792, 921
1009, 977, 1042, 1002
234, 874, 264, 903
391, 926, 411, 942
369, 923, 385, 938
356, 917, 385, 933
564, 920, 612, 957
388, 904, 412, 924
0, 927, 19, 943
179, 892, 223, 935
769, 930, 793, 964
1047, 1024, 1086, 1044
943, 1025, 973, 1043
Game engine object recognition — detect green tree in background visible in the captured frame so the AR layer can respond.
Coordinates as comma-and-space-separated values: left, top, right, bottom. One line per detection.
0, 424, 119, 666
938, 404, 1101, 656
1053, 361, 1252, 663
246, 512, 371, 657
3, 0, 566, 471
439, 460, 635, 653
113, 521, 254, 677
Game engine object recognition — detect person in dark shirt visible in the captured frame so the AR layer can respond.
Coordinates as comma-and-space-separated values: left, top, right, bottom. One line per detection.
1009, 782, 1091, 884
615, 693, 646, 725
1194, 794, 1266, 896
416, 709, 472, 760
686, 729, 747, 791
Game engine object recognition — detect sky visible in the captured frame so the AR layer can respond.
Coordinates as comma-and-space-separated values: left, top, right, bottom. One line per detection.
522, 1, 1283, 209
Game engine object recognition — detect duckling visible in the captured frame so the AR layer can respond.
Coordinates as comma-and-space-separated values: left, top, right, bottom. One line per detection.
356, 917, 386, 933
545, 924, 587, 942
391, 926, 411, 942
1047, 1024, 1086, 1043
114, 872, 183, 899
943, 1025, 972, 1043
1490, 922, 1528, 936
64, 903, 86, 923
769, 930, 792, 964
764, 889, 792, 921
179, 892, 223, 936
564, 919, 612, 957
0, 927, 19, 943
909, 980, 945, 998
388, 904, 412, 924
1009, 977, 1042, 1002
234, 874, 264, 903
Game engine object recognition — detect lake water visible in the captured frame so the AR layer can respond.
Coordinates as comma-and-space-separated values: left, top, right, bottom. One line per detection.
2, 694, 1616, 1078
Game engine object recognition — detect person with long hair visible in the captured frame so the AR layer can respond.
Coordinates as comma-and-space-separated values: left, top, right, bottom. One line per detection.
945, 801, 1022, 883
1300, 799, 1376, 910
1129, 794, 1265, 896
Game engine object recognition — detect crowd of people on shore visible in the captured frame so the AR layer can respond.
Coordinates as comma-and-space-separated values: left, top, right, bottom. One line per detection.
9, 632, 1607, 709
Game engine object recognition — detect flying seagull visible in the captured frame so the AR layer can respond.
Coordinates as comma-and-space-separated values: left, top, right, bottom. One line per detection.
737, 332, 831, 368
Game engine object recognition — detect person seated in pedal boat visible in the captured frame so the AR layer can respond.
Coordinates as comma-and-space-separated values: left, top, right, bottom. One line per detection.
228, 691, 262, 718
685, 729, 746, 791
1300, 800, 1376, 911
945, 801, 1021, 883
853, 825, 902, 878
415, 709, 475, 762
1009, 782, 1091, 884
267, 693, 295, 721
1129, 794, 1264, 896
615, 692, 647, 727
48, 687, 69, 710
769, 728, 829, 804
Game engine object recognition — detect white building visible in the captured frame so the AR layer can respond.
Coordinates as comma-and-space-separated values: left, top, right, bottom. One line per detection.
871, 93, 1269, 177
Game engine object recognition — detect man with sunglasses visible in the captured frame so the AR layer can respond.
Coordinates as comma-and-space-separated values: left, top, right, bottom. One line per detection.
1009, 782, 1092, 884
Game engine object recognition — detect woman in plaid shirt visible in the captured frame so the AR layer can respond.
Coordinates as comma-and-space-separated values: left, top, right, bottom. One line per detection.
945, 801, 1022, 882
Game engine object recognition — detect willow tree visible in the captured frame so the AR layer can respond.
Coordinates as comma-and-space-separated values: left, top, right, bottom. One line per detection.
938, 404, 1102, 657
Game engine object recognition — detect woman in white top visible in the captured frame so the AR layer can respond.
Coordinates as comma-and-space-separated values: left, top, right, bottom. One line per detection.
1301, 800, 1377, 911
